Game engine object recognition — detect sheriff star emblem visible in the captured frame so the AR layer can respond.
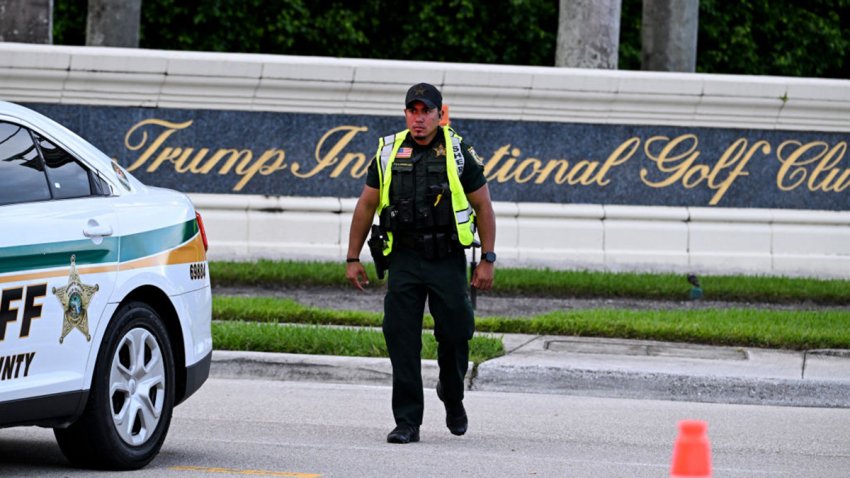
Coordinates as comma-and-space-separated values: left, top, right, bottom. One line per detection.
414, 85, 427, 95
433, 144, 446, 157
53, 255, 98, 344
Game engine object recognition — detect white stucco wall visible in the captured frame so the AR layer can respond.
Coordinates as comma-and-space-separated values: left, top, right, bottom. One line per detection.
2, 43, 849, 277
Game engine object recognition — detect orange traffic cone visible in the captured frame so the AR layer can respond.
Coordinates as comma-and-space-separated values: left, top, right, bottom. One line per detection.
670, 420, 712, 478
440, 104, 450, 126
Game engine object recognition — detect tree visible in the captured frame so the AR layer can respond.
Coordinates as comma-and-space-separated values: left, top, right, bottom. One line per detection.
698, 0, 850, 78
555, 0, 622, 69
641, 0, 699, 72
0, 0, 52, 44
50, 0, 850, 78
86, 0, 142, 47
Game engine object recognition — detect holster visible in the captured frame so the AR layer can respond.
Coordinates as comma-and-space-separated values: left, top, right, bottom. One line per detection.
367, 225, 389, 280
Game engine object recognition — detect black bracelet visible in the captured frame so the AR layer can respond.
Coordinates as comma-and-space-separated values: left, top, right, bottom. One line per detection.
346, 258, 360, 263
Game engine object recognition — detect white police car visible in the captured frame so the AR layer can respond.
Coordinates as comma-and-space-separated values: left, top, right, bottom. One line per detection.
0, 101, 212, 469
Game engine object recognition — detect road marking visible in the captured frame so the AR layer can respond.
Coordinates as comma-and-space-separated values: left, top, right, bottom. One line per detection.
169, 465, 321, 477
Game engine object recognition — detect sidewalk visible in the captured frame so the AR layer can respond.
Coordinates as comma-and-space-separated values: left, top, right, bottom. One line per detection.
210, 334, 850, 408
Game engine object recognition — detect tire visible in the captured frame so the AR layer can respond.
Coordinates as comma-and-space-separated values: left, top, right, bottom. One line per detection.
54, 302, 176, 470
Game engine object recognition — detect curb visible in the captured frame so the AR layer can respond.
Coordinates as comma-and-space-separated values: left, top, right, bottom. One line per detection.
212, 350, 462, 389
211, 348, 850, 408
471, 364, 850, 408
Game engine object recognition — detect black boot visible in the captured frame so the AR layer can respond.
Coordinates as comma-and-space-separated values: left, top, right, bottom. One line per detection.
436, 381, 468, 436
387, 424, 420, 444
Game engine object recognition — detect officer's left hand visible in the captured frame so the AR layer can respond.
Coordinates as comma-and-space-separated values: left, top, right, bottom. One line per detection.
346, 261, 370, 291
471, 261, 494, 291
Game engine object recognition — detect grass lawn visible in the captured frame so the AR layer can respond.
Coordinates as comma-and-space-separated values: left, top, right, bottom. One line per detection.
210, 260, 850, 358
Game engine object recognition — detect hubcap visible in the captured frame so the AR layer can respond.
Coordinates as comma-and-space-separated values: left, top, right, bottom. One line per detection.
109, 327, 166, 446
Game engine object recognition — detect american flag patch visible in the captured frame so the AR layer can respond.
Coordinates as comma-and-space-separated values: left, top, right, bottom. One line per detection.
396, 147, 412, 158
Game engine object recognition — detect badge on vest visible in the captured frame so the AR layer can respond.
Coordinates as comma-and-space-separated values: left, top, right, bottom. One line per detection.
433, 144, 446, 157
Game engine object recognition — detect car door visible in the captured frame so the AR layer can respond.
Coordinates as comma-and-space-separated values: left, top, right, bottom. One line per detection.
0, 120, 118, 416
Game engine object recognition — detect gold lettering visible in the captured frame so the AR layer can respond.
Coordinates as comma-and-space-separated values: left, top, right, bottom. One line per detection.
777, 140, 850, 193
172, 148, 203, 173
148, 147, 184, 173
513, 158, 542, 184
487, 147, 521, 183
484, 141, 635, 187
232, 149, 287, 192
776, 140, 828, 191
640, 135, 767, 205
186, 148, 211, 173
126, 118, 850, 206
535, 159, 570, 184
594, 137, 639, 186
809, 142, 850, 192
682, 164, 710, 188
124, 119, 193, 172
566, 160, 598, 185
332, 153, 368, 178
340, 153, 370, 178
291, 126, 368, 178
483, 145, 512, 180
640, 134, 701, 188
212, 149, 251, 175
706, 139, 770, 205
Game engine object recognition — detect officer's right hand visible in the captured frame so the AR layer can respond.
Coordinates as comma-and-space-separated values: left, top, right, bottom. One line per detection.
346, 261, 370, 291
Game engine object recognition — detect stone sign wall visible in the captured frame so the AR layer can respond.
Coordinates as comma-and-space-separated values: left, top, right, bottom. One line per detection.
30, 103, 850, 210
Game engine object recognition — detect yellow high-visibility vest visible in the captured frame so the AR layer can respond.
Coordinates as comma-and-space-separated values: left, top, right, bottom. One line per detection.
374, 126, 475, 255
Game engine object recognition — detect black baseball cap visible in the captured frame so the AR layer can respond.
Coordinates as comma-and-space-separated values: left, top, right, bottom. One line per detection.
405, 83, 442, 110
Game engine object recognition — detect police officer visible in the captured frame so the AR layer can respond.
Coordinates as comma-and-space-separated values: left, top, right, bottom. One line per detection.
346, 83, 496, 444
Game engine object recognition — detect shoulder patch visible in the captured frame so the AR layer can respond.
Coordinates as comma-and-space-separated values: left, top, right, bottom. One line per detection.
467, 146, 484, 166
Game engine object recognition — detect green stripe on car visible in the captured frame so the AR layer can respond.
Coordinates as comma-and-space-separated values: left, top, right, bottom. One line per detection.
0, 219, 197, 275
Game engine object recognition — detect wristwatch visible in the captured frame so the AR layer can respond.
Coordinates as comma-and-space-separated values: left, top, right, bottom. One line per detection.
482, 251, 497, 263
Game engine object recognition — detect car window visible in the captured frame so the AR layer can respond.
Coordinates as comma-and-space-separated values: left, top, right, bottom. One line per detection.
35, 133, 98, 200
0, 121, 51, 206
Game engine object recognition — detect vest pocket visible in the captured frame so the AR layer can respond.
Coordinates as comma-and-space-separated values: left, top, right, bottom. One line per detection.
417, 232, 455, 260
391, 163, 414, 201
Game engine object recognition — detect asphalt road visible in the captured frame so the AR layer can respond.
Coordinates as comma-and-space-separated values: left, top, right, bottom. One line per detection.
2, 378, 850, 477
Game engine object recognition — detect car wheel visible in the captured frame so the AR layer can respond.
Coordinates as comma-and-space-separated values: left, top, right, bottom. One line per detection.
54, 301, 175, 470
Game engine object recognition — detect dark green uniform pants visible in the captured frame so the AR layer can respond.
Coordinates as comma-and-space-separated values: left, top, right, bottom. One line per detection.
383, 247, 475, 428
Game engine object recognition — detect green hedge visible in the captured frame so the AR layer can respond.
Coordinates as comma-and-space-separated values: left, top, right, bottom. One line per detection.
54, 0, 849, 78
